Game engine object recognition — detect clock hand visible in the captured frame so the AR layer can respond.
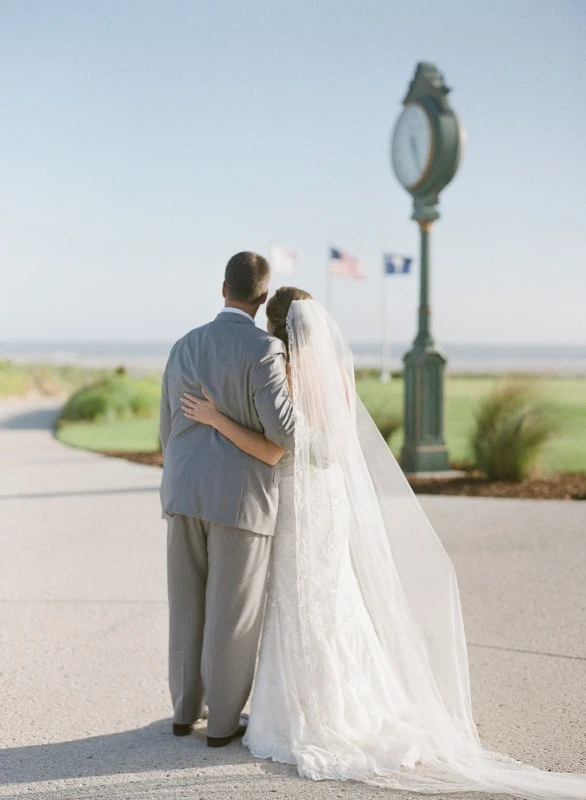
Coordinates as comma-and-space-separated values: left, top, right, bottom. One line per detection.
409, 135, 420, 170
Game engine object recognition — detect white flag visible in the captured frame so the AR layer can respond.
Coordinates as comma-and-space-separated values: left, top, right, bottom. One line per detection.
270, 244, 298, 275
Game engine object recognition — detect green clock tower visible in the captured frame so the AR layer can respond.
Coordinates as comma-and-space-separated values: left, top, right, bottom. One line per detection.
390, 62, 464, 473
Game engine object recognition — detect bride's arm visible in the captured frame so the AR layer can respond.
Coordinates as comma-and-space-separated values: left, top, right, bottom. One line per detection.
181, 390, 286, 467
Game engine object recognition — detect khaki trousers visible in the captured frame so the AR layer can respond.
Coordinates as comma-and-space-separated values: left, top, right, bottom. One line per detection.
166, 514, 271, 738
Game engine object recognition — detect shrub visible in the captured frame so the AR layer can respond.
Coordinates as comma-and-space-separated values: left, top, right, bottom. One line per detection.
368, 407, 402, 444
60, 387, 111, 422
354, 368, 403, 381
58, 374, 161, 425
470, 379, 559, 481
356, 376, 403, 444
130, 378, 162, 418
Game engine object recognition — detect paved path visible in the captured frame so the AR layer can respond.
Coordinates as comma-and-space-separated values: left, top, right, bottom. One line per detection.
0, 397, 584, 799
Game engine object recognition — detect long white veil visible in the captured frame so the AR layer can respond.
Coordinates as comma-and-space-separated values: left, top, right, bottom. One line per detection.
285, 298, 586, 796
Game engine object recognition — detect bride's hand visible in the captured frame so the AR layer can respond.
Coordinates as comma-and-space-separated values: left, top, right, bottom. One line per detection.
181, 389, 222, 428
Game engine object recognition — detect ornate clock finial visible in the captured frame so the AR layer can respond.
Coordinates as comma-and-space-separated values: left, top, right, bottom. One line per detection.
404, 62, 452, 111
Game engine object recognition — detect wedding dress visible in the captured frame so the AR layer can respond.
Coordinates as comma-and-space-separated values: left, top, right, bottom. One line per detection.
243, 299, 586, 797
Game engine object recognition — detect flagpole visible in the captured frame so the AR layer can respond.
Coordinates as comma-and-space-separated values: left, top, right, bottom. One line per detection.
268, 242, 273, 293
386, 272, 392, 382
380, 262, 390, 382
326, 246, 333, 314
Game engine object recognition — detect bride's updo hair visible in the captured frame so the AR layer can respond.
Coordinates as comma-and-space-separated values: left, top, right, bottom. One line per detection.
266, 286, 312, 355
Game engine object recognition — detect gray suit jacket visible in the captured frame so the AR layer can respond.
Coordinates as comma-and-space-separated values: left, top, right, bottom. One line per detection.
159, 311, 295, 536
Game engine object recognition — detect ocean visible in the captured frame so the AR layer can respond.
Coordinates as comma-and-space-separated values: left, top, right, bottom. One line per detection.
2, 341, 586, 377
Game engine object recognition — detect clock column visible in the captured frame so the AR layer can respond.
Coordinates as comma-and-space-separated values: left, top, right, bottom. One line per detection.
390, 62, 463, 474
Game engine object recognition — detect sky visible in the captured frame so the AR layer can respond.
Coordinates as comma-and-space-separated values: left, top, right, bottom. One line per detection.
1, 0, 585, 346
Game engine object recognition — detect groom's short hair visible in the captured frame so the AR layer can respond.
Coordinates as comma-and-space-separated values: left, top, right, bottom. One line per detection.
224, 251, 270, 305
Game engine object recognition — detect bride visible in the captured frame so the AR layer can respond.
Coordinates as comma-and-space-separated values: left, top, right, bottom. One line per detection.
181, 287, 586, 798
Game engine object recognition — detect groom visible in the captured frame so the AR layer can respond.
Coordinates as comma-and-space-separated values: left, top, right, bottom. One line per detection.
159, 251, 295, 747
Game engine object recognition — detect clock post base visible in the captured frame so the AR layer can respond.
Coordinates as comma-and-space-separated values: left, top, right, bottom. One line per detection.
401, 345, 450, 474
400, 443, 449, 474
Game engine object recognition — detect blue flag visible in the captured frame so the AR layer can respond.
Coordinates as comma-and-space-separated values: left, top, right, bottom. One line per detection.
384, 254, 413, 274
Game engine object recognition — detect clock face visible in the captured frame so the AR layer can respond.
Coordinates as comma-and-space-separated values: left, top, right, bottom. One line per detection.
391, 103, 433, 190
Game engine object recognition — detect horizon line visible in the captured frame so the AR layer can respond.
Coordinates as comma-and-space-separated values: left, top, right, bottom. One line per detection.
1, 339, 586, 349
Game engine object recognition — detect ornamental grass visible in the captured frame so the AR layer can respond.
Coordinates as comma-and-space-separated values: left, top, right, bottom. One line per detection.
470, 379, 559, 481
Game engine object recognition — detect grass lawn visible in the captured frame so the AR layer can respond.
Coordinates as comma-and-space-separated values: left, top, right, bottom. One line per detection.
55, 374, 586, 473
56, 418, 161, 453
357, 375, 499, 462
359, 375, 586, 473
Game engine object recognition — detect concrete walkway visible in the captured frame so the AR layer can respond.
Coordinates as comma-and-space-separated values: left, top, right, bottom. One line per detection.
0, 397, 584, 799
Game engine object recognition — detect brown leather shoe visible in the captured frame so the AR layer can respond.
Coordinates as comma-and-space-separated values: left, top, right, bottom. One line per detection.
172, 707, 209, 736
207, 724, 247, 748
172, 723, 194, 737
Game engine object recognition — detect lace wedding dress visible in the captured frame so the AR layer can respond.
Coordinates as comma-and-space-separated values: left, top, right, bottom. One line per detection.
244, 300, 586, 797
244, 449, 427, 776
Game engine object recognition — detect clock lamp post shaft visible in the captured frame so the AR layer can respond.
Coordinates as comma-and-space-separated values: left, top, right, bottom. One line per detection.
416, 220, 433, 347
401, 212, 448, 474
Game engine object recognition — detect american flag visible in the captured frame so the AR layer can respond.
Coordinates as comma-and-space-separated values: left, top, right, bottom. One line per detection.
328, 247, 366, 279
